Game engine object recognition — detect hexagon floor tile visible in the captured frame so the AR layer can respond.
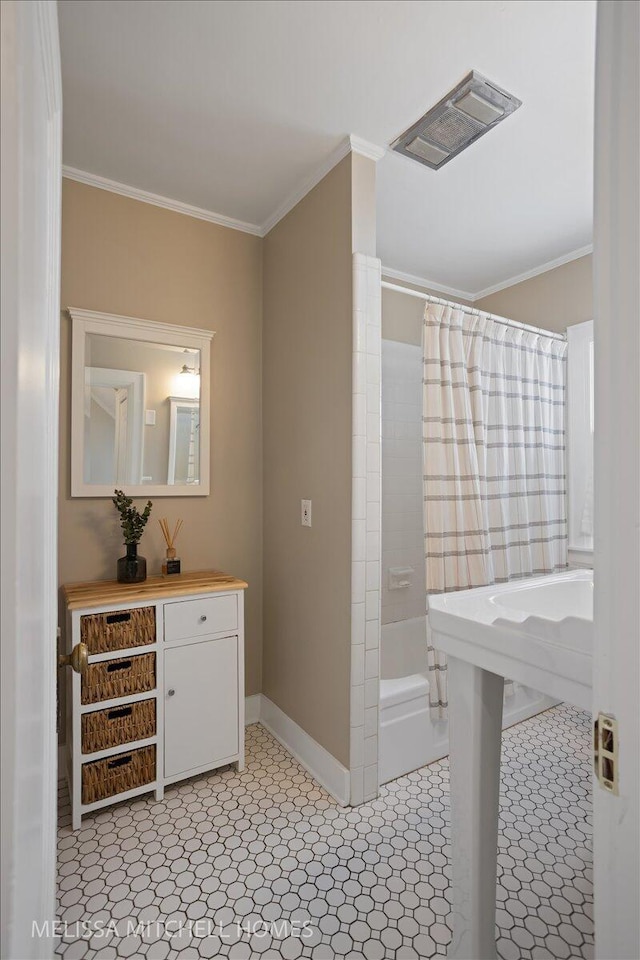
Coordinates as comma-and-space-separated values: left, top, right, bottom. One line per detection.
55, 704, 593, 959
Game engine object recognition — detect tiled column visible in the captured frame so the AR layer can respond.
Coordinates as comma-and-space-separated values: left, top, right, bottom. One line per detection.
350, 253, 382, 805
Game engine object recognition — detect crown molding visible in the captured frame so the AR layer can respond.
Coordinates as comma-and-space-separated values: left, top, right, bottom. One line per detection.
62, 166, 263, 237
473, 244, 593, 300
63, 133, 386, 241
349, 135, 386, 162
381, 266, 475, 302
384, 243, 593, 304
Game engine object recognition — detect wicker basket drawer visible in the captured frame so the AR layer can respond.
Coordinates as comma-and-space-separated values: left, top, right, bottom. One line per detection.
81, 698, 156, 754
81, 745, 156, 805
80, 606, 156, 654
81, 652, 156, 705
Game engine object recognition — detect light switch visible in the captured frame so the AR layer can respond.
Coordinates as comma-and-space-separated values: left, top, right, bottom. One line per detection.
145, 409, 156, 426
301, 499, 312, 527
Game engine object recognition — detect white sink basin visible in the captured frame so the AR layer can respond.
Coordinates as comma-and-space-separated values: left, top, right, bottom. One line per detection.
428, 569, 593, 708
490, 572, 593, 620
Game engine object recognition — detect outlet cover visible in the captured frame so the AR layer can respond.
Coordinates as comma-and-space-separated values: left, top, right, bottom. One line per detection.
301, 499, 312, 527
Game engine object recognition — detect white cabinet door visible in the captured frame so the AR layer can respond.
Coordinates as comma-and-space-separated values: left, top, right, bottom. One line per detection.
164, 636, 239, 779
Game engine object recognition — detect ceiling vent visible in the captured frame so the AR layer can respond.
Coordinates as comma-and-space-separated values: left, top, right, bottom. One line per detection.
391, 71, 521, 170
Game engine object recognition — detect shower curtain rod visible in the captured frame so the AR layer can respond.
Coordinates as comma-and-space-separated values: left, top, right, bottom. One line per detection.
381, 281, 567, 343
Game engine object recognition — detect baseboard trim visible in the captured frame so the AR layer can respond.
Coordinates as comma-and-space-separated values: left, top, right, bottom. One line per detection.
254, 695, 350, 806
244, 694, 262, 726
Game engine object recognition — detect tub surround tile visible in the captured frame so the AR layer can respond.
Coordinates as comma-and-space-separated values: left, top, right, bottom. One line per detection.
350, 726, 364, 769
364, 733, 378, 767
364, 762, 379, 800
365, 705, 379, 738
351, 562, 366, 604
350, 683, 365, 728
365, 649, 379, 681
351, 253, 382, 804
365, 620, 380, 650
352, 519, 366, 563
352, 645, 365, 686
366, 562, 380, 591
381, 340, 427, 627
365, 678, 379, 708
351, 602, 365, 644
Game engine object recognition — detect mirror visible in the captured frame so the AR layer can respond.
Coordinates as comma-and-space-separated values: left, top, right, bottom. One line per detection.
70, 309, 213, 497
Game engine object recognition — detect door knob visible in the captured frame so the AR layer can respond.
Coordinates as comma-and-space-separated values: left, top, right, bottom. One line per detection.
58, 642, 88, 675
167, 688, 176, 697
199, 615, 207, 622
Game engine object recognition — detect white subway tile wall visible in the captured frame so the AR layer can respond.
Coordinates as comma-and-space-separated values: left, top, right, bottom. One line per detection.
381, 340, 427, 626
351, 253, 382, 804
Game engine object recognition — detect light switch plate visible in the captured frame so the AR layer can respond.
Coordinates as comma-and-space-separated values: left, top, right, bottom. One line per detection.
301, 499, 312, 527
145, 409, 156, 426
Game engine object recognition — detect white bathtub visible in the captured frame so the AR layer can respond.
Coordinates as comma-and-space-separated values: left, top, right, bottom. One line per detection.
379, 614, 558, 785
379, 617, 443, 784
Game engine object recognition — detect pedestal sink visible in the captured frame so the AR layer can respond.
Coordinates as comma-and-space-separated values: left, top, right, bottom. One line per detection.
428, 569, 593, 960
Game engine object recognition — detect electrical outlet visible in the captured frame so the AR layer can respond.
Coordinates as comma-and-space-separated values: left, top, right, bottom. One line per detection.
301, 499, 312, 527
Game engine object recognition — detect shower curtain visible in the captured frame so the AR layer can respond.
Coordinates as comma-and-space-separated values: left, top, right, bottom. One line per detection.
423, 302, 568, 717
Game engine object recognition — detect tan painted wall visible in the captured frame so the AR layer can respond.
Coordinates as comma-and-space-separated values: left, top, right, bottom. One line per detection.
382, 280, 473, 345
382, 255, 592, 341
476, 254, 593, 333
59, 179, 263, 695
262, 156, 353, 768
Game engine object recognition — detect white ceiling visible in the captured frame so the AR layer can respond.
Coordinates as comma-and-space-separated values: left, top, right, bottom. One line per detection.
58, 0, 596, 296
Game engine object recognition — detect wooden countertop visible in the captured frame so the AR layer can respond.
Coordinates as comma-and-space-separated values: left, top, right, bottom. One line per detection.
62, 570, 248, 610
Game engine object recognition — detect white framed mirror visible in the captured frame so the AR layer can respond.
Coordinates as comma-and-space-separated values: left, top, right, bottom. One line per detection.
70, 307, 214, 497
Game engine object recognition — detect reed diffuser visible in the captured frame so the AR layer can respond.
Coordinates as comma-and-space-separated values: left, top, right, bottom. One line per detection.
158, 517, 183, 576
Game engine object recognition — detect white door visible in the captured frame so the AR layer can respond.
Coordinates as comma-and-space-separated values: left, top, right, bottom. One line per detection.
164, 637, 239, 779
0, 3, 62, 958
593, 3, 640, 959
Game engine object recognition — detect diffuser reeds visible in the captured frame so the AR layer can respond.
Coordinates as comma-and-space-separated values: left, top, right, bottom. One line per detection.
159, 518, 183, 574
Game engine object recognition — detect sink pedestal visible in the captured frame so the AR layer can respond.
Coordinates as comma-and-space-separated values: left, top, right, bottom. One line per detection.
428, 570, 593, 960
448, 657, 504, 960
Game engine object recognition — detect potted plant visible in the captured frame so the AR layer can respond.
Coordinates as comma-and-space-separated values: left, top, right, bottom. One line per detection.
112, 489, 153, 583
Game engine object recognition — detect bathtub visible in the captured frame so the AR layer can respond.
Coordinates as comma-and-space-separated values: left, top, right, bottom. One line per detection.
379, 617, 445, 784
379, 614, 558, 785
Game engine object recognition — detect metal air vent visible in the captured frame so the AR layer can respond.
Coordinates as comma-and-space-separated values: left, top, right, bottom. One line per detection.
391, 71, 521, 170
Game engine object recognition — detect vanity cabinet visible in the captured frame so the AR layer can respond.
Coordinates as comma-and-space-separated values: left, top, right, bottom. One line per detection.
164, 636, 239, 780
62, 571, 247, 829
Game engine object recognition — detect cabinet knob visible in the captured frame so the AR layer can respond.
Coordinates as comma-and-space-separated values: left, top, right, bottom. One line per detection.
199, 615, 207, 622
167, 688, 176, 697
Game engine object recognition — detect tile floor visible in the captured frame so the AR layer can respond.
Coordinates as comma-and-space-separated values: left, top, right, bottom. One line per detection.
56, 704, 593, 960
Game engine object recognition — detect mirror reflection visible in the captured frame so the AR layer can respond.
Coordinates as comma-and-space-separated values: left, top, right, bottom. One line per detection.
83, 334, 201, 486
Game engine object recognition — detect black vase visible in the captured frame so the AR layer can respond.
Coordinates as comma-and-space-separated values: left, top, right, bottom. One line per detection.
117, 543, 147, 584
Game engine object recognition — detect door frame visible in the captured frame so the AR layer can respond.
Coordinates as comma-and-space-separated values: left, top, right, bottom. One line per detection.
593, 2, 640, 958
0, 2, 62, 957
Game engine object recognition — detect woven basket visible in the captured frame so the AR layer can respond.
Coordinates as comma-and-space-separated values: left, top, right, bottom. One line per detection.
81, 698, 156, 754
81, 745, 156, 805
81, 652, 155, 705
80, 606, 156, 654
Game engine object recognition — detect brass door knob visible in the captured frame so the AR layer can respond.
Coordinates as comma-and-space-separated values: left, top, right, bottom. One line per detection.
58, 642, 88, 675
